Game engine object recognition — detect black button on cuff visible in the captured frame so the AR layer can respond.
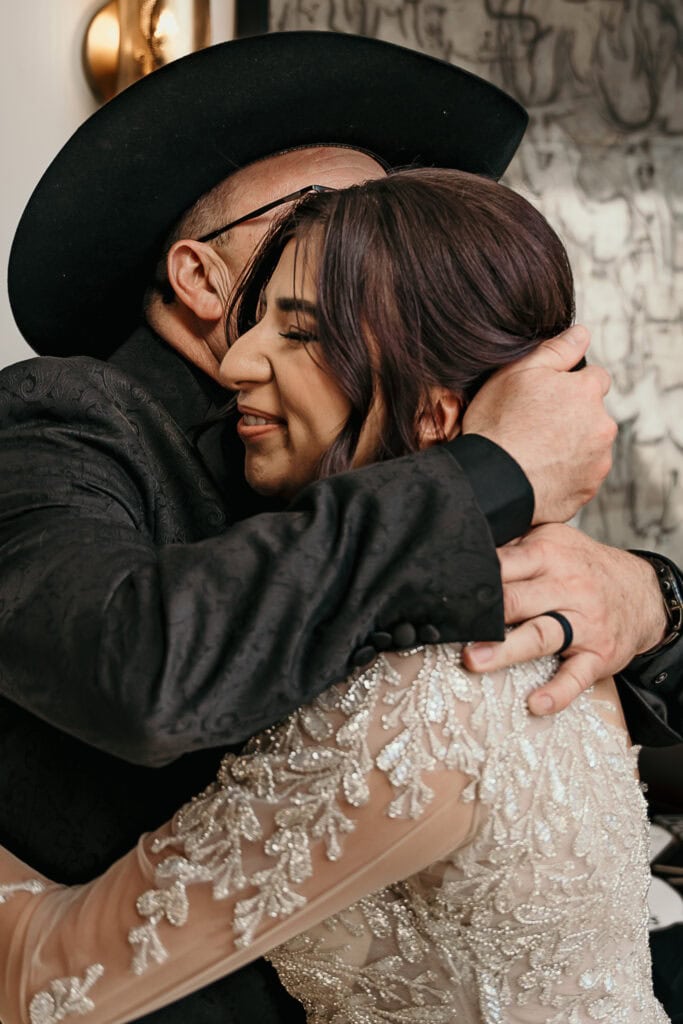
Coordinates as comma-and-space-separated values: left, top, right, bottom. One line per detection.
357, 623, 439, 664
351, 645, 377, 668
392, 622, 417, 648
369, 630, 393, 651
476, 584, 495, 606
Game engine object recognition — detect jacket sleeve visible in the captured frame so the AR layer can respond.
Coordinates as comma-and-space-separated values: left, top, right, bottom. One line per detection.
617, 551, 683, 745
0, 357, 504, 767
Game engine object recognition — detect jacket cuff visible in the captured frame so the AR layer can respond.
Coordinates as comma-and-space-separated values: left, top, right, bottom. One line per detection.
445, 434, 534, 546
621, 550, 683, 743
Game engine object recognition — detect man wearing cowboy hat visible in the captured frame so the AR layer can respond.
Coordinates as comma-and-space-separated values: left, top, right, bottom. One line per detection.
2, 31, 682, 1023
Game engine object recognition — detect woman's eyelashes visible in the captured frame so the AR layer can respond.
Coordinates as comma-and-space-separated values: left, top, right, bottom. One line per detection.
278, 325, 318, 343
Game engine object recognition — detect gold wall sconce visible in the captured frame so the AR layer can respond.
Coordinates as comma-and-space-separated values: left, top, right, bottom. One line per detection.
83, 0, 213, 104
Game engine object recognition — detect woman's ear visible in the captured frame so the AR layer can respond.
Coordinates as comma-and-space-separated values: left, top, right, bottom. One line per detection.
166, 239, 233, 323
417, 388, 462, 448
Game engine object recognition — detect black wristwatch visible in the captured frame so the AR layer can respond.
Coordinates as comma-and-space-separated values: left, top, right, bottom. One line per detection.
631, 551, 683, 654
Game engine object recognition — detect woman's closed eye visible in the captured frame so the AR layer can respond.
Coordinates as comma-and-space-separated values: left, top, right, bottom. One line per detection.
279, 325, 318, 344
275, 297, 319, 345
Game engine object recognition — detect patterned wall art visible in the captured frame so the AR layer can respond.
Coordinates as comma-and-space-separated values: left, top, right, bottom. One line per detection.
270, 0, 683, 559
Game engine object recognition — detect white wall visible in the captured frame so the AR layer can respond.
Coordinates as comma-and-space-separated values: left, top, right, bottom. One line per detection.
0, 0, 235, 370
1, 0, 98, 367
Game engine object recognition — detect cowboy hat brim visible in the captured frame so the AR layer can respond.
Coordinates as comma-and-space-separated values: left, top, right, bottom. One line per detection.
8, 31, 527, 358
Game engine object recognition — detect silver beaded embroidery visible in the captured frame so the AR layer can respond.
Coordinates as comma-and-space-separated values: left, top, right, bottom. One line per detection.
270, 652, 666, 1023
133, 655, 406, 957
127, 645, 665, 1023
0, 880, 103, 1023
28, 965, 104, 1024
0, 879, 46, 903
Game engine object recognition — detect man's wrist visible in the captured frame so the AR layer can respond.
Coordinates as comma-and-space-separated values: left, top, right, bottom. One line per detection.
445, 434, 534, 545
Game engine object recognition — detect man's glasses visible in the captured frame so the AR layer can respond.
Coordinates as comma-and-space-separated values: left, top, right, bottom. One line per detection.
197, 184, 334, 243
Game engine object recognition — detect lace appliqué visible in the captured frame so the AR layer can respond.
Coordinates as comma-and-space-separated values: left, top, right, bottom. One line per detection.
1, 881, 104, 1022
129, 646, 472, 966
130, 880, 189, 974
28, 965, 104, 1024
272, 894, 455, 1023
270, 659, 666, 1024
0, 879, 46, 903
126, 645, 665, 1024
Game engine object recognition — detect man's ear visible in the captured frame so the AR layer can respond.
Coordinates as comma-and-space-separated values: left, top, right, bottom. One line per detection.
417, 388, 463, 448
166, 239, 233, 323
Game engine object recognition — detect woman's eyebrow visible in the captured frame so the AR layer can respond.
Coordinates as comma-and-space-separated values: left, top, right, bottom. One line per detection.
276, 297, 318, 316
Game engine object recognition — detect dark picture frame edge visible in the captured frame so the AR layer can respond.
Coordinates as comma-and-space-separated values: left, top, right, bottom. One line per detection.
236, 0, 269, 37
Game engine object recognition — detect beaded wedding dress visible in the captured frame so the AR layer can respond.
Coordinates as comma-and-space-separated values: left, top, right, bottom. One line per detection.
0, 646, 667, 1024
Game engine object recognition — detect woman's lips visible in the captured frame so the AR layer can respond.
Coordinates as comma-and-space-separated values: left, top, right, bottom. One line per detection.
236, 411, 286, 439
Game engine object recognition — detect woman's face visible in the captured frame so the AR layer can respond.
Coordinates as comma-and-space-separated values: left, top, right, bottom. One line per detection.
220, 239, 380, 500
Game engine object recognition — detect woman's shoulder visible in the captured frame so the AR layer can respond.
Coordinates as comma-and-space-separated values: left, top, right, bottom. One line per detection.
377, 643, 633, 802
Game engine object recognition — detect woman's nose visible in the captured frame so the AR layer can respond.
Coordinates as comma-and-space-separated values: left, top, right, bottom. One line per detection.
219, 325, 272, 390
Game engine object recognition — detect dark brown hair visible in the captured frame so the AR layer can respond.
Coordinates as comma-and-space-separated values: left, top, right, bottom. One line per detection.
228, 168, 574, 478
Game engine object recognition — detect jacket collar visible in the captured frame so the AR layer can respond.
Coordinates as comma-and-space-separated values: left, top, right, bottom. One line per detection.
107, 323, 229, 435
106, 323, 269, 513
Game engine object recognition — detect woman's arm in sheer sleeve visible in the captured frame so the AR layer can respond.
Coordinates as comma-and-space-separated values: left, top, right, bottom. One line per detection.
0, 646, 495, 1024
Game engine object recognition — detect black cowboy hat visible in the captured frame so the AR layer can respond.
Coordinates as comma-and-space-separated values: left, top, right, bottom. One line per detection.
8, 31, 527, 358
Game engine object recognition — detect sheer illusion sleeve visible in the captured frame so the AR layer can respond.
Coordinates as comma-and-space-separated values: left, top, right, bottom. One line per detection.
0, 646, 506, 1024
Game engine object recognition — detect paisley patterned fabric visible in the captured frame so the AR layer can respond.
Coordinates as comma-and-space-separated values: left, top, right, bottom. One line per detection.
0, 329, 678, 1023
0, 647, 667, 1023
0, 328, 498, 1024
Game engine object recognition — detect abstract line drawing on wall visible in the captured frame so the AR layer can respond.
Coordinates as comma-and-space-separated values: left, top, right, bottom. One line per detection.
272, 0, 683, 558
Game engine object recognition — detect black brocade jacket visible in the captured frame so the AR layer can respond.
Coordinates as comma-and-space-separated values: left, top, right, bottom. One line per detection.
0, 326, 680, 1024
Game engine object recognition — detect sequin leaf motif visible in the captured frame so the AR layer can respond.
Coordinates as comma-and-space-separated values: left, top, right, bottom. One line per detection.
126, 645, 664, 1023
0, 880, 103, 1024
0, 879, 46, 903
129, 648, 481, 962
28, 965, 104, 1024
130, 880, 189, 975
377, 645, 485, 816
272, 898, 454, 1024
269, 654, 665, 1024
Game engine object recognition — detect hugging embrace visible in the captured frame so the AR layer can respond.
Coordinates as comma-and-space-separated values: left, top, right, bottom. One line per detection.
1, 31, 681, 1024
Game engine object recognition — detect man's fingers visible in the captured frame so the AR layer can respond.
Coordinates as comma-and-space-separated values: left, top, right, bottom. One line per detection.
498, 533, 568, 584
513, 324, 590, 372
498, 539, 547, 584
583, 363, 612, 397
503, 580, 568, 625
463, 616, 568, 673
464, 621, 606, 717
527, 652, 601, 716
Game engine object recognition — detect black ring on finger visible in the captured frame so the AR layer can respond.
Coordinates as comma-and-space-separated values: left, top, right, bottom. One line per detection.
541, 611, 574, 655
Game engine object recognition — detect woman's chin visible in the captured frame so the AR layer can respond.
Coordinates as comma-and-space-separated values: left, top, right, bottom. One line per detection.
245, 471, 293, 502
247, 479, 278, 498
244, 458, 317, 502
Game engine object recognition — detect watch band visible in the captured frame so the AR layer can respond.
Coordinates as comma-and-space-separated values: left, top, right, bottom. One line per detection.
631, 551, 683, 654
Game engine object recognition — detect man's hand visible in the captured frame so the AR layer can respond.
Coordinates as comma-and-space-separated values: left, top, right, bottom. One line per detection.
461, 326, 617, 524
462, 523, 668, 714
